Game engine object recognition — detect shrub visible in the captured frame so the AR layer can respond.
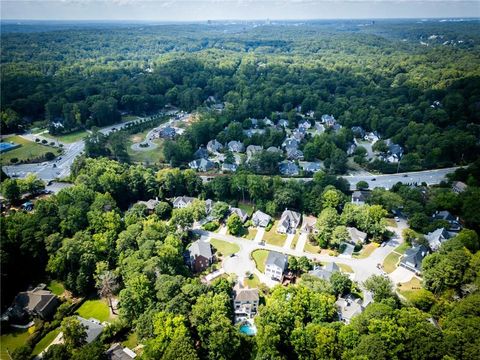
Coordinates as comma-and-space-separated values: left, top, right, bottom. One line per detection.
10, 158, 18, 163
49, 142, 55, 146
35, 138, 40, 143
203, 221, 220, 232
265, 222, 273, 232
41, 139, 48, 144
44, 152, 55, 161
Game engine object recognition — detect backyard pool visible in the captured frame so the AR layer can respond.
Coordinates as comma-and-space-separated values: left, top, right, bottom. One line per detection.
0, 142, 20, 153
239, 322, 257, 336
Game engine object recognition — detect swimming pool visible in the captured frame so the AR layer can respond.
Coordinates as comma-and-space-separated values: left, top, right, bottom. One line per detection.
239, 322, 257, 336
0, 142, 20, 153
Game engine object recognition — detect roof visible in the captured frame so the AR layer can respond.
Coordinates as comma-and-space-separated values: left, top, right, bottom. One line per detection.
77, 316, 105, 343
401, 245, 429, 270
106, 343, 136, 360
137, 199, 160, 210
266, 146, 282, 153
309, 263, 339, 280
301, 162, 322, 172
452, 181, 467, 192
266, 251, 288, 270
15, 285, 57, 314
227, 141, 244, 152
207, 139, 223, 152
388, 143, 403, 156
433, 210, 456, 222
279, 161, 299, 176
301, 215, 317, 229
246, 145, 263, 155
352, 190, 370, 203
173, 196, 196, 207
347, 227, 367, 243
230, 207, 248, 220
222, 163, 237, 172
234, 287, 259, 302
336, 294, 364, 322
425, 227, 451, 251
189, 240, 213, 259
194, 147, 209, 159
252, 210, 271, 226
279, 209, 301, 230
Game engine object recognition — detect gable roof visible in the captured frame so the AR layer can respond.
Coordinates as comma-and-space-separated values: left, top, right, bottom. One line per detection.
189, 240, 213, 259
77, 316, 105, 344
309, 263, 339, 280
227, 141, 245, 152
234, 287, 259, 302
266, 251, 288, 270
14, 284, 57, 315
137, 199, 160, 210
279, 161, 299, 176
347, 227, 367, 244
173, 196, 196, 207
230, 207, 248, 221
106, 344, 136, 360
401, 245, 429, 270
207, 139, 223, 152
194, 147, 209, 159
252, 210, 271, 226
425, 227, 451, 251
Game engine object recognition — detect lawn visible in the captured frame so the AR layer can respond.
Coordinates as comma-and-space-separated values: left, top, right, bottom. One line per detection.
76, 299, 110, 322
127, 130, 165, 164
290, 233, 300, 249
398, 277, 423, 302
252, 249, 269, 273
262, 221, 287, 247
32, 328, 61, 355
394, 242, 410, 254
237, 202, 254, 216
383, 252, 402, 273
43, 129, 89, 143
385, 218, 398, 228
210, 238, 240, 256
353, 243, 379, 259
303, 240, 321, 254
244, 274, 261, 288
243, 228, 258, 240
0, 136, 59, 166
0, 327, 33, 357
338, 263, 354, 273
122, 332, 138, 349
47, 280, 65, 296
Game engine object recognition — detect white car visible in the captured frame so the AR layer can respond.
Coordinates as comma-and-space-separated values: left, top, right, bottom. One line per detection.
394, 216, 400, 222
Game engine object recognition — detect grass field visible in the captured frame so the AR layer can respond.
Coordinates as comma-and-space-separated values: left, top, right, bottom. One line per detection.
244, 228, 258, 240
252, 249, 269, 273
122, 332, 138, 349
76, 299, 110, 322
43, 130, 89, 143
353, 243, 378, 259
398, 277, 423, 302
290, 233, 300, 249
0, 136, 59, 165
383, 252, 402, 273
263, 221, 287, 247
244, 274, 261, 288
338, 263, 354, 273
237, 202, 254, 216
304, 240, 321, 254
210, 238, 240, 256
127, 130, 165, 164
47, 280, 65, 296
32, 328, 61, 355
385, 218, 398, 228
394, 242, 410, 254
0, 327, 33, 357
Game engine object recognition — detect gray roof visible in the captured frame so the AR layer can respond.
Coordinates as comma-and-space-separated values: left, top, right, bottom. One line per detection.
301, 162, 322, 172
15, 286, 57, 314
77, 316, 105, 343
221, 163, 237, 172
401, 245, 429, 271
207, 139, 223, 152
227, 141, 245, 153
194, 147, 209, 159
252, 210, 271, 227
425, 228, 451, 251
266, 146, 282, 154
137, 199, 160, 210
309, 263, 339, 280
230, 207, 248, 221
106, 344, 136, 360
189, 240, 213, 259
173, 196, 196, 207
279, 161, 299, 176
352, 191, 370, 203
388, 143, 403, 156
266, 251, 288, 270
234, 287, 259, 302
347, 227, 367, 244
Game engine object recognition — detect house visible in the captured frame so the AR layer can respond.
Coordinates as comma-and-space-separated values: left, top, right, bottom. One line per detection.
159, 126, 176, 139
252, 210, 272, 227
188, 158, 215, 172
332, 123, 343, 132
266, 146, 282, 154
265, 251, 288, 280
106, 343, 137, 360
308, 263, 339, 281
244, 129, 266, 138
246, 145, 263, 159
286, 148, 304, 160
351, 126, 366, 138
364, 131, 380, 143
233, 285, 259, 322
230, 207, 249, 223
306, 110, 315, 118
351, 191, 370, 205
336, 294, 370, 324
301, 215, 317, 234
292, 128, 306, 141
314, 122, 325, 134
278, 119, 289, 128
222, 163, 238, 172
425, 228, 452, 251
400, 245, 429, 274
279, 161, 299, 176
298, 120, 311, 129
433, 210, 462, 232
77, 316, 105, 343
136, 198, 160, 213
188, 240, 213, 272
301, 162, 322, 173
263, 117, 274, 126
282, 137, 299, 149
277, 209, 301, 234
386, 143, 403, 163
347, 143, 357, 156
227, 141, 245, 153
321, 114, 336, 127
3, 284, 59, 322
194, 147, 209, 159
173, 196, 196, 208
347, 227, 367, 244
22, 201, 34, 211
205, 199, 214, 214
207, 139, 223, 153
452, 181, 467, 194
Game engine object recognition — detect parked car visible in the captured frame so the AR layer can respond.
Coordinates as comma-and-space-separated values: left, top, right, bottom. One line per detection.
394, 216, 400, 222
371, 178, 376, 181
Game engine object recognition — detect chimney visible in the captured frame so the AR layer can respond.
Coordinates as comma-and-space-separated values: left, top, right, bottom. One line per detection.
155, 196, 159, 201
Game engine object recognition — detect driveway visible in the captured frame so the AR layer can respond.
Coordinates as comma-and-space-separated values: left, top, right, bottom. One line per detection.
389, 267, 415, 284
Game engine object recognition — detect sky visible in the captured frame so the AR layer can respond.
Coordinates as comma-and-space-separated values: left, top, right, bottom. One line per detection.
1, 0, 479, 21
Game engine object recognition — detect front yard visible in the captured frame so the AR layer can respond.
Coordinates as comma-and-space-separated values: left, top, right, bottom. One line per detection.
0, 327, 33, 357
243, 228, 258, 240
398, 277, 423, 302
251, 249, 269, 273
47, 280, 65, 296
244, 274, 261, 288
32, 328, 61, 356
303, 240, 321, 254
353, 243, 378, 259
383, 252, 402, 273
210, 238, 240, 256
262, 221, 287, 247
0, 136, 60, 166
76, 299, 111, 322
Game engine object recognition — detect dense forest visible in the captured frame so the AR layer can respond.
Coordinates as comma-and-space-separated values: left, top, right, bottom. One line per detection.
1, 19, 480, 171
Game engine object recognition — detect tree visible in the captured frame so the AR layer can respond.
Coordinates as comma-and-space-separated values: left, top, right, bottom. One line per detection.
322, 188, 344, 209
119, 274, 154, 321
316, 207, 340, 247
227, 213, 244, 236
95, 265, 119, 312
363, 275, 397, 303
356, 181, 369, 190
454, 229, 479, 253
331, 225, 349, 247
212, 201, 230, 220
330, 271, 352, 296
61, 317, 87, 349
154, 201, 172, 220
1, 178, 20, 203
291, 324, 340, 360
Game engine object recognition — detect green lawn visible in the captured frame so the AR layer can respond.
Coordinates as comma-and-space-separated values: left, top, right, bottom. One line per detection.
0, 136, 59, 165
76, 299, 110, 322
0, 327, 32, 357
47, 280, 65, 296
290, 233, 300, 249
338, 263, 354, 273
210, 238, 240, 256
122, 332, 138, 349
237, 202, 254, 216
32, 328, 61, 355
385, 218, 398, 228
127, 130, 165, 164
353, 243, 378, 259
243, 228, 258, 240
303, 240, 321, 254
252, 250, 269, 273
263, 221, 287, 247
244, 274, 261, 288
383, 252, 402, 273
395, 242, 410, 254
398, 277, 423, 302
122, 115, 140, 122
43, 129, 89, 143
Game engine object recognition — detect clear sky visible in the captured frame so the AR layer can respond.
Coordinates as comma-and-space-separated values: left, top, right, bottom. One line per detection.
1, 0, 479, 21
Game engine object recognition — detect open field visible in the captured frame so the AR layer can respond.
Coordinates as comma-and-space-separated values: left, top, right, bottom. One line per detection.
244, 274, 261, 288
43, 130, 89, 143
237, 202, 254, 216
353, 243, 378, 259
303, 240, 321, 254
398, 277, 423, 302
122, 332, 138, 349
262, 221, 287, 247
76, 299, 111, 322
0, 327, 33, 357
210, 238, 240, 256
47, 280, 65, 296
383, 252, 402, 273
0, 136, 59, 166
338, 263, 354, 273
394, 242, 410, 254
290, 232, 300, 249
252, 249, 269, 273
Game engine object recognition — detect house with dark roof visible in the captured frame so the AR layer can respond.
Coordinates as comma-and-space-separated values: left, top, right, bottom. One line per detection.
207, 139, 223, 153
292, 128, 306, 141
188, 240, 213, 272
425, 227, 452, 251
136, 198, 160, 212
351, 191, 370, 205
227, 140, 245, 153
194, 147, 209, 159
432, 210, 462, 232
279, 161, 299, 176
158, 126, 176, 139
298, 120, 311, 129
173, 196, 196, 209
386, 143, 403, 163
106, 343, 137, 360
230, 207, 249, 223
308, 263, 339, 281
277, 209, 301, 234
364, 131, 380, 143
221, 163, 238, 172
400, 245, 429, 274
266, 146, 282, 154
233, 285, 259, 322
301, 162, 322, 173
321, 114, 336, 127
252, 210, 272, 227
282, 137, 299, 149
188, 158, 215, 172
265, 251, 288, 280
286, 147, 304, 160
351, 126, 366, 138
347, 227, 367, 245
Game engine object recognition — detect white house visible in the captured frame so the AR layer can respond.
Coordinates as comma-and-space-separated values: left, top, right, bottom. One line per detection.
251, 210, 272, 227
265, 251, 288, 281
233, 285, 259, 322
277, 209, 301, 234
173, 196, 196, 208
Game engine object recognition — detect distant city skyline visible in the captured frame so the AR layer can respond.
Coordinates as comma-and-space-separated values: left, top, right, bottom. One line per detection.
1, 0, 479, 21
